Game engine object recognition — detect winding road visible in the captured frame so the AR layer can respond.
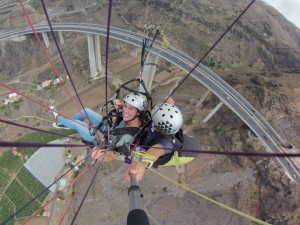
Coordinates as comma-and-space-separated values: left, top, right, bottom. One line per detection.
1, 22, 299, 183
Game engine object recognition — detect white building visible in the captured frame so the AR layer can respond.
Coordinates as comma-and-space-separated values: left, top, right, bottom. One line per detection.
53, 78, 63, 86
3, 93, 21, 105
42, 80, 52, 88
8, 93, 19, 102
24, 140, 65, 193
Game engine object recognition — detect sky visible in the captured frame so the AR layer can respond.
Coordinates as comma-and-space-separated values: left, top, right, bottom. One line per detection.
261, 0, 300, 28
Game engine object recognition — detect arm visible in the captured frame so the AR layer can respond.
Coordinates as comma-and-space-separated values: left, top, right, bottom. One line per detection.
124, 144, 165, 182
164, 96, 174, 105
93, 134, 133, 161
91, 147, 119, 162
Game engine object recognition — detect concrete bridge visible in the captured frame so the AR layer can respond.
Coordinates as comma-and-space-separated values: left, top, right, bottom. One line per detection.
0, 22, 298, 183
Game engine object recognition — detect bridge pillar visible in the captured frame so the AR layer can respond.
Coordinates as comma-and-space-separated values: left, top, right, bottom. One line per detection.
196, 90, 210, 107
42, 32, 50, 48
87, 34, 98, 78
139, 53, 159, 93
94, 35, 103, 76
1, 42, 6, 57
58, 31, 64, 45
203, 101, 223, 123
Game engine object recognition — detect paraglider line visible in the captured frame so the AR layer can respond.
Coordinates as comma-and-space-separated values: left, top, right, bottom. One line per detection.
0, 118, 82, 141
21, 163, 92, 225
145, 0, 256, 145
39, 0, 98, 134
57, 171, 88, 225
165, 0, 256, 109
137, 144, 300, 158
70, 154, 104, 224
1, 146, 101, 225
18, 0, 90, 126
70, 1, 114, 224
146, 163, 271, 225
102, 0, 114, 143
0, 141, 100, 148
0, 82, 90, 129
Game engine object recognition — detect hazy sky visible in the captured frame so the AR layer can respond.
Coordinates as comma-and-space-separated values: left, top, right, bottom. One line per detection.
262, 0, 300, 28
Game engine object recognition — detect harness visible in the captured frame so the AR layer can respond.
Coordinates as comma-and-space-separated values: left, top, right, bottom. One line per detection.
85, 78, 152, 151
142, 129, 201, 168
110, 127, 142, 156
115, 78, 152, 109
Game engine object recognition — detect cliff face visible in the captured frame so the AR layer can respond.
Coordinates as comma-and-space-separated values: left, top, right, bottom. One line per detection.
255, 159, 300, 224
1, 0, 300, 224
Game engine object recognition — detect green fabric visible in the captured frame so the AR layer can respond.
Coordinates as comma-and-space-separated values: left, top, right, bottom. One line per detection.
162, 151, 194, 166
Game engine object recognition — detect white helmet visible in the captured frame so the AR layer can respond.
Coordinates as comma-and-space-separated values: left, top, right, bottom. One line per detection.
124, 92, 148, 112
151, 103, 183, 134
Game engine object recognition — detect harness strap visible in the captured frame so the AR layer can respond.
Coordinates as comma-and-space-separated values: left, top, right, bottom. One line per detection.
153, 152, 174, 167
115, 142, 132, 156
111, 127, 141, 136
133, 151, 157, 169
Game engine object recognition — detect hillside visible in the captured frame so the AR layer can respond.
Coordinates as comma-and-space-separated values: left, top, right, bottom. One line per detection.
0, 0, 300, 224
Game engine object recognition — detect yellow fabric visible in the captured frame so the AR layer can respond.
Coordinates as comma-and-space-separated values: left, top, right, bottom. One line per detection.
162, 151, 194, 166
134, 151, 156, 160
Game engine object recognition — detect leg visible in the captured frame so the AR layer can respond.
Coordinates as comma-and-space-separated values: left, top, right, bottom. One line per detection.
57, 116, 95, 142
71, 108, 103, 126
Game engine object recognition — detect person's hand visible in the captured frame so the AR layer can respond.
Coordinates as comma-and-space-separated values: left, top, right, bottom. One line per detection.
91, 147, 104, 159
113, 99, 123, 110
125, 161, 148, 182
136, 73, 142, 81
104, 151, 119, 162
91, 147, 119, 162
164, 96, 174, 105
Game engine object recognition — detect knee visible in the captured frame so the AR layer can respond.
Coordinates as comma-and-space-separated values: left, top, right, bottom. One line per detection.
83, 108, 92, 112
82, 108, 93, 116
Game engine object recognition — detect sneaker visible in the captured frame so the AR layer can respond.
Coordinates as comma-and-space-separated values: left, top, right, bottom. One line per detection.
52, 122, 70, 130
50, 106, 58, 119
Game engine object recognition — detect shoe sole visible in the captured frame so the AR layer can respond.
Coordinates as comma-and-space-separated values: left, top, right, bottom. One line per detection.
52, 122, 71, 130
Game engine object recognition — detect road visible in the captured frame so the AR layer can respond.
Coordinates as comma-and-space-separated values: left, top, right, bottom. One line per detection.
0, 23, 299, 183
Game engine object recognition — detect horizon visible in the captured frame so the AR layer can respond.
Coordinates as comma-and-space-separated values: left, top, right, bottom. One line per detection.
262, 0, 300, 29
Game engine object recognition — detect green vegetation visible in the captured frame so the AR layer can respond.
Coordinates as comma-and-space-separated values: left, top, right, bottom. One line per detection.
156, 67, 163, 74
0, 151, 23, 173
0, 166, 50, 223
50, 85, 57, 98
12, 100, 21, 109
17, 167, 49, 204
0, 195, 15, 225
6, 180, 40, 218
0, 169, 10, 193
185, 116, 193, 125
204, 59, 244, 70
0, 128, 75, 223
229, 62, 243, 69
165, 61, 173, 67
17, 128, 77, 157
203, 58, 215, 68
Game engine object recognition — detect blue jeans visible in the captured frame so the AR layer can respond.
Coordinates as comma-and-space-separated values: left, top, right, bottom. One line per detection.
57, 108, 103, 142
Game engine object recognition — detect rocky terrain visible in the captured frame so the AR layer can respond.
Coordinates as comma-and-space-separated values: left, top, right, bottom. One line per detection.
1, 0, 300, 224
